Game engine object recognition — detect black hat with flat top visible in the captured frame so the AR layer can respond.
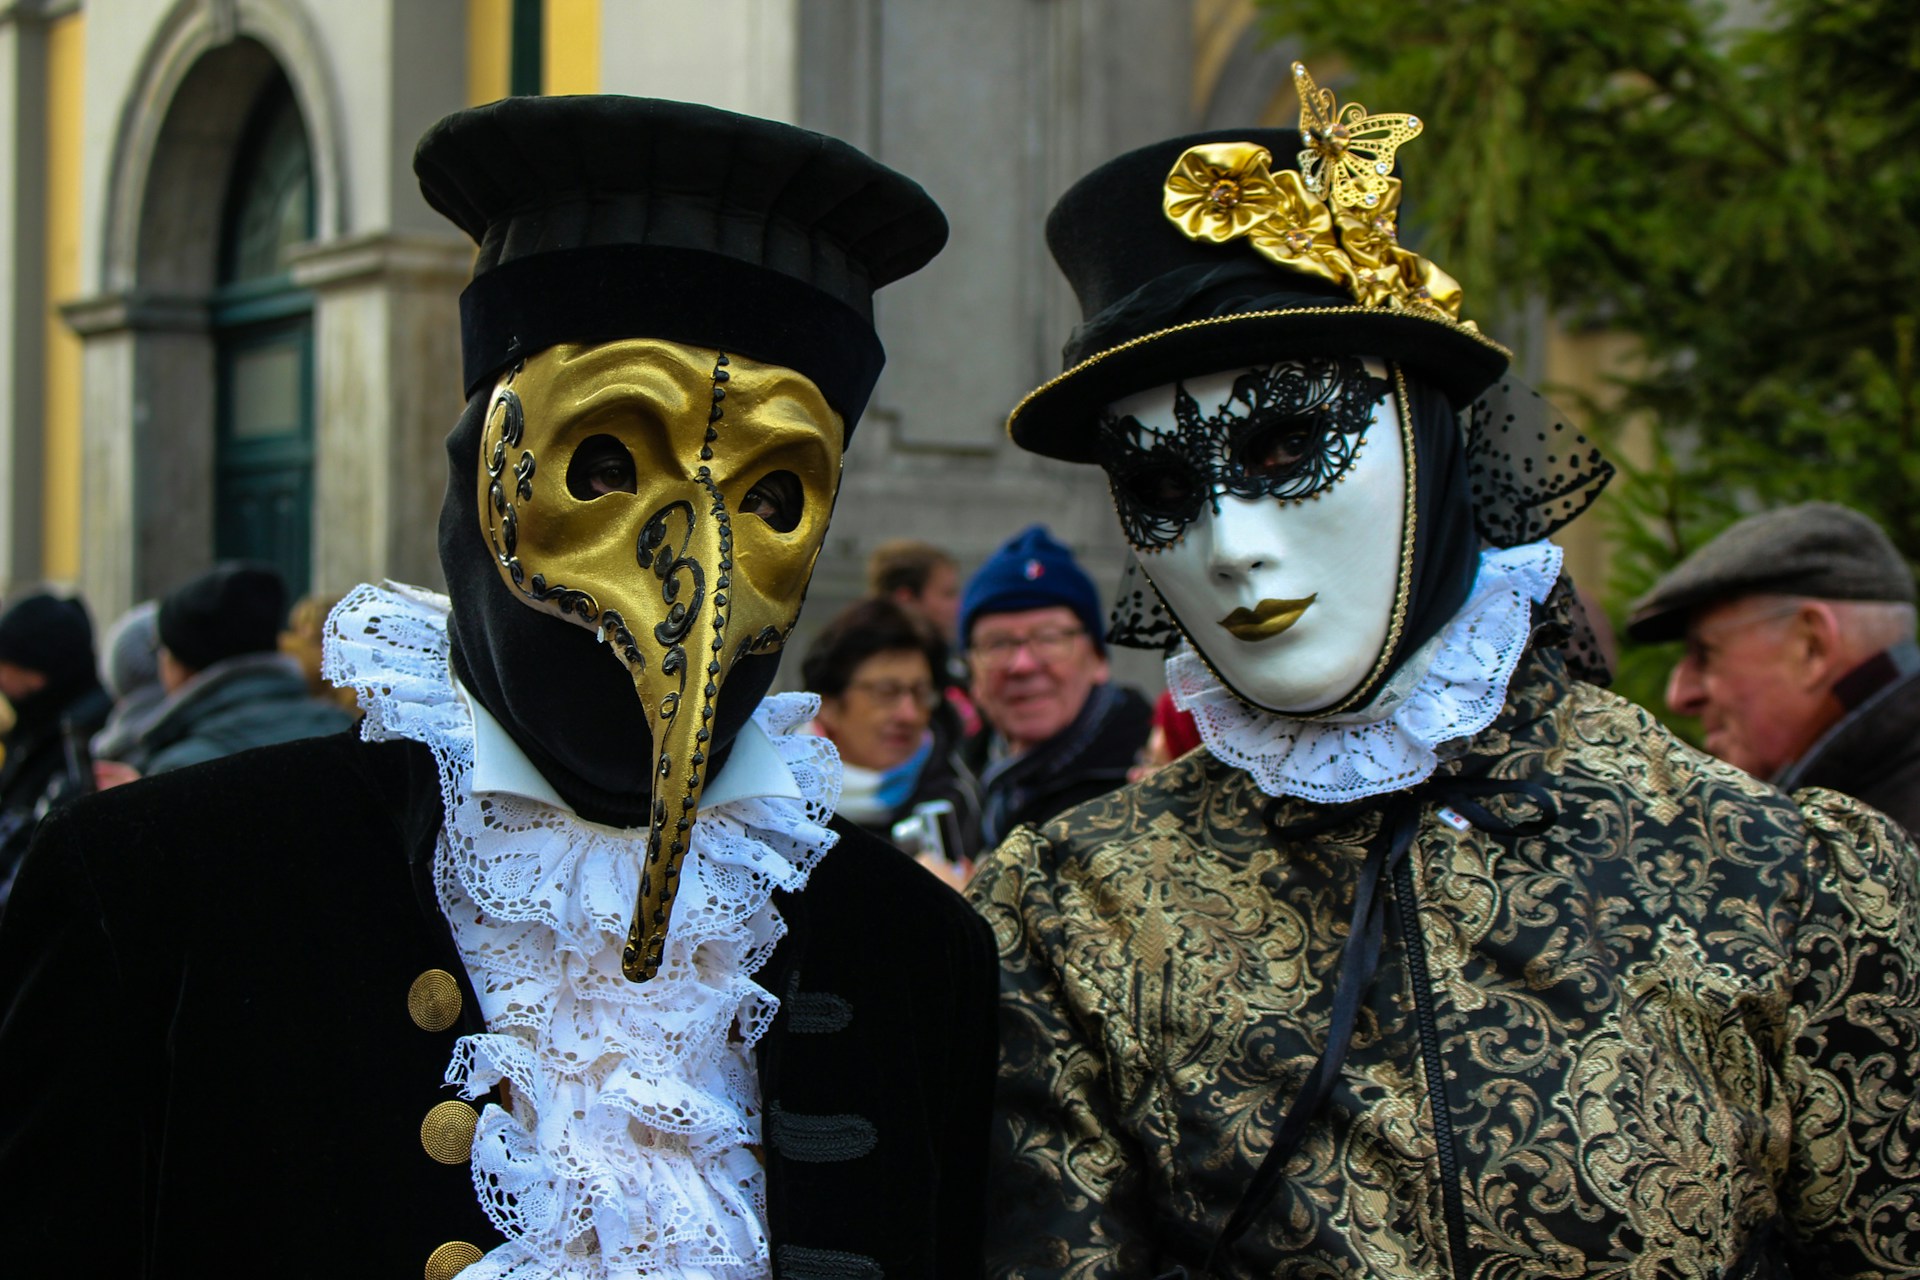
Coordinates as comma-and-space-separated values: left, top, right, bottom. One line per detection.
414, 94, 949, 430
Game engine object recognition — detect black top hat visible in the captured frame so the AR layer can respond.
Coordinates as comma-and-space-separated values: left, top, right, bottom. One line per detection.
1007, 128, 1510, 463
415, 95, 949, 430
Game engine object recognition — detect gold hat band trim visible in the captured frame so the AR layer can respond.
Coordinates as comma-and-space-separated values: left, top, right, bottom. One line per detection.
1005, 305, 1510, 443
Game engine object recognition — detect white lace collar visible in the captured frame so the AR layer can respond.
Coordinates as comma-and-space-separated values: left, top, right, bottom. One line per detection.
324, 582, 842, 1280
1168, 541, 1563, 804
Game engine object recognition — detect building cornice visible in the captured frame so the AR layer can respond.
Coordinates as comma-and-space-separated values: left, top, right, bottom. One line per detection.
0, 0, 81, 26
61, 292, 210, 337
288, 232, 475, 291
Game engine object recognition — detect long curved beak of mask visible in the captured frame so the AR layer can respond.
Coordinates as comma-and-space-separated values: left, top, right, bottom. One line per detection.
475, 340, 843, 982
614, 485, 796, 981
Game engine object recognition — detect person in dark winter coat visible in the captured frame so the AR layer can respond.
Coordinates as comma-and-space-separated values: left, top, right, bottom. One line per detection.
90, 601, 166, 764
802, 597, 983, 862
1630, 501, 1920, 836
103, 564, 353, 782
0, 592, 110, 910
959, 525, 1152, 847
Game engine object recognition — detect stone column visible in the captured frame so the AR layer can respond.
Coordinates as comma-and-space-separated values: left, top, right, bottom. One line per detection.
290, 232, 472, 595
0, 4, 50, 589
60, 293, 214, 619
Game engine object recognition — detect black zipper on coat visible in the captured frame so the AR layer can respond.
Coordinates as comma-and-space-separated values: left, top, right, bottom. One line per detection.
1393, 853, 1472, 1280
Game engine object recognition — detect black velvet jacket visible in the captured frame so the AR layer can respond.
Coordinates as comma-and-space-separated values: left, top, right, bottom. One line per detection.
0, 731, 996, 1278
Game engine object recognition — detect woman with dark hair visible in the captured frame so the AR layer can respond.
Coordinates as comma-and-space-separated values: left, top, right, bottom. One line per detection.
802, 598, 982, 864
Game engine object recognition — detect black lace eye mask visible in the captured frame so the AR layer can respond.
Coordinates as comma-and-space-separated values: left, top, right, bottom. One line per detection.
1095, 355, 1392, 551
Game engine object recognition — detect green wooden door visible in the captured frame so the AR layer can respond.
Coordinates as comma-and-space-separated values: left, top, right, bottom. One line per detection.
214, 311, 313, 595
213, 76, 314, 598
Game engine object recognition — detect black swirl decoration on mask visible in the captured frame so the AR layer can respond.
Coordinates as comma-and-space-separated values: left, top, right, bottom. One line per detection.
733, 625, 783, 664
482, 379, 525, 576
622, 487, 716, 982
480, 364, 601, 622
1095, 353, 1390, 551
595, 608, 645, 671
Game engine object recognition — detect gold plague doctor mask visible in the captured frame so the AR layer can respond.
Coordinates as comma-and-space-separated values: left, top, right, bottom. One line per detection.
476, 339, 844, 982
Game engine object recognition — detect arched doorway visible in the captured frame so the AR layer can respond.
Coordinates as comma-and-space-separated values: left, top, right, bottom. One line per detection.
212, 74, 314, 599
70, 2, 468, 621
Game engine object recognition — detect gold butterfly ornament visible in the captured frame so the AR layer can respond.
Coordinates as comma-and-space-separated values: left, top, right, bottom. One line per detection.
1158, 62, 1467, 323
1293, 62, 1423, 213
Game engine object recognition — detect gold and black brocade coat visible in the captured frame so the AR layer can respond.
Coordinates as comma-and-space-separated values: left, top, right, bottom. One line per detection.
968, 647, 1920, 1279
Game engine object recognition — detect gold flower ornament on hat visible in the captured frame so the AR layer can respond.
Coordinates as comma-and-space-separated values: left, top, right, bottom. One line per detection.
1161, 62, 1469, 325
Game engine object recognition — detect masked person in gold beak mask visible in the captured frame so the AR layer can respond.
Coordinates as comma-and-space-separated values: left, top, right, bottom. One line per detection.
0, 97, 995, 1280
968, 66, 1920, 1280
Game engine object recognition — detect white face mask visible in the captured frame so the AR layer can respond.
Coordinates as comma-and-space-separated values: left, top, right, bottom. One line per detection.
1100, 356, 1408, 713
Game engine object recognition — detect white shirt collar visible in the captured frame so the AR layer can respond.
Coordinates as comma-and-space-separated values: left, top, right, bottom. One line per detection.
456, 679, 802, 816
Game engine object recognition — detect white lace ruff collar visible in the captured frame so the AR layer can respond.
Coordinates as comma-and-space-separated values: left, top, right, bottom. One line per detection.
1168, 541, 1563, 804
324, 582, 842, 1280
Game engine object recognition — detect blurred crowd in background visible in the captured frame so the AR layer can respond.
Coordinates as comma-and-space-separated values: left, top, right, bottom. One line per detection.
0, 563, 355, 906
9, 492, 1913, 911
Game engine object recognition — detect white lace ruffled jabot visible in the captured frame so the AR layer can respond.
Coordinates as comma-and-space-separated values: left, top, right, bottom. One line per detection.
1169, 541, 1563, 804
323, 581, 841, 1280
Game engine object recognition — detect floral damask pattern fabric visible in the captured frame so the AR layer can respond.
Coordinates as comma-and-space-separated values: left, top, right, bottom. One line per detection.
968, 646, 1920, 1279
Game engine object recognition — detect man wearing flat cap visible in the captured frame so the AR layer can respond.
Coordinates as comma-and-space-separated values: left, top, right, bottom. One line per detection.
1628, 500, 1920, 834
0, 97, 993, 1279
968, 64, 1920, 1278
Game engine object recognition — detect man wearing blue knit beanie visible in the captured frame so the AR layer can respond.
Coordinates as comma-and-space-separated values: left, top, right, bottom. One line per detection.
959, 525, 1152, 845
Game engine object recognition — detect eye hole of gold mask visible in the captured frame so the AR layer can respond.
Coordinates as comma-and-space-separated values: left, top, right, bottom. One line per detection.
741, 470, 803, 533
566, 434, 639, 499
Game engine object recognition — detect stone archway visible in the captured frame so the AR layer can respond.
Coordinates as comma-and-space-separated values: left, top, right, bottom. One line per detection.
64, 0, 347, 616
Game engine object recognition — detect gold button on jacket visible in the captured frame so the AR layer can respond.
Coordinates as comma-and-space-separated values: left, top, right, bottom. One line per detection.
419, 1100, 479, 1165
407, 969, 464, 1032
424, 1239, 484, 1280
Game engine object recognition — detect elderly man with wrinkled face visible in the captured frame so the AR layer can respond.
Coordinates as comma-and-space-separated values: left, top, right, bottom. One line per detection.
0, 97, 995, 1279
1627, 501, 1920, 837
966, 65, 1920, 1280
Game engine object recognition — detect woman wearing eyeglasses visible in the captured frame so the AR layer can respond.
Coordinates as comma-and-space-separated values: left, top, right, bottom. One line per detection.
802, 598, 984, 868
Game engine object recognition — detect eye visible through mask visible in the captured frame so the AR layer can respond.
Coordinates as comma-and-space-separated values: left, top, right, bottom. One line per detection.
567, 434, 639, 499
1096, 354, 1390, 551
562, 441, 807, 533
740, 470, 803, 532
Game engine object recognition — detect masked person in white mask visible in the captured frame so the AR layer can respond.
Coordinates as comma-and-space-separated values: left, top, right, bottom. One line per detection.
968, 64, 1920, 1280
0, 97, 995, 1279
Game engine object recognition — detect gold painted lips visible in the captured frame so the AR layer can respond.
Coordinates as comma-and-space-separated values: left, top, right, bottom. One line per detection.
1220, 595, 1317, 641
